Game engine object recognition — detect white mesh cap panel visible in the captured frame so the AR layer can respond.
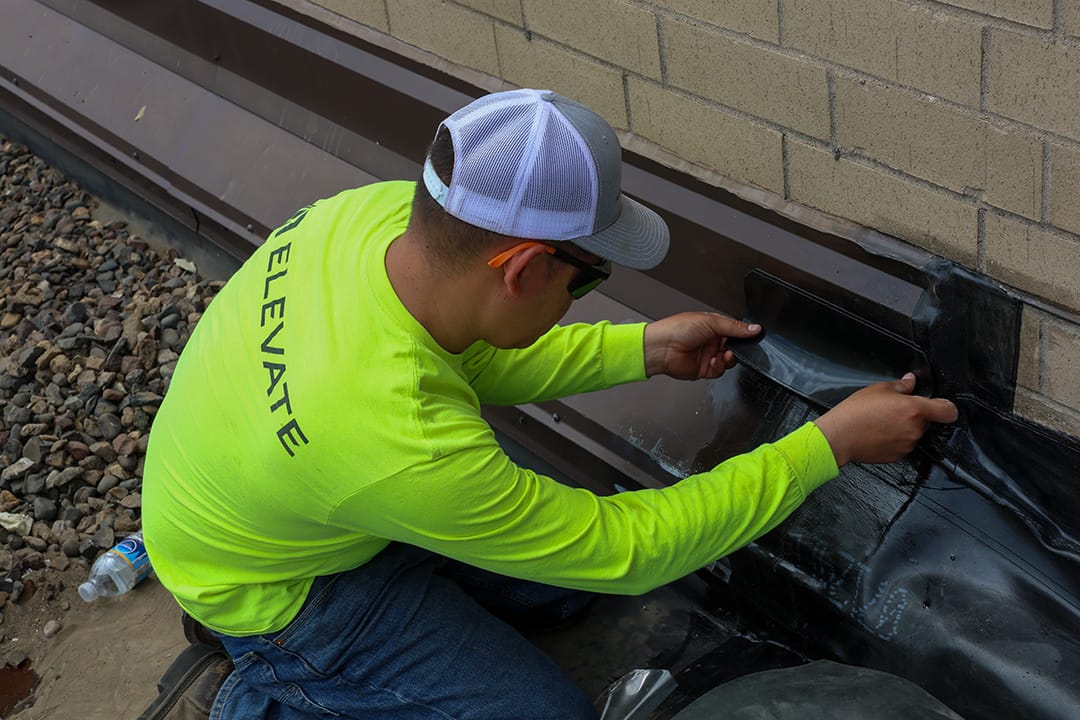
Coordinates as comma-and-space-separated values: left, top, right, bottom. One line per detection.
448, 97, 532, 208
427, 88, 670, 269
441, 89, 598, 240
511, 106, 597, 238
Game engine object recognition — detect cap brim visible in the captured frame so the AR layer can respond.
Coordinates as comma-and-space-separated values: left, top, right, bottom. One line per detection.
570, 195, 670, 270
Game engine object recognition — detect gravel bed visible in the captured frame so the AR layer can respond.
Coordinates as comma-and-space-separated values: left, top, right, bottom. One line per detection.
0, 134, 222, 618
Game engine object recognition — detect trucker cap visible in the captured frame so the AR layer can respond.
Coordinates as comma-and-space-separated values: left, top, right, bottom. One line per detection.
422, 88, 670, 270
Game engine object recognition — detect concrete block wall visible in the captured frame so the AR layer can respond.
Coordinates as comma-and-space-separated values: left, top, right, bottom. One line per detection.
285, 0, 1080, 436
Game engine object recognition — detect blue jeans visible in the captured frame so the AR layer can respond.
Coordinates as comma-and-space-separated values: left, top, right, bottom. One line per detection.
209, 543, 598, 719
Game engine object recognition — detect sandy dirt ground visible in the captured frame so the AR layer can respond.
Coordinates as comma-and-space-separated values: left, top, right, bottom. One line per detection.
5, 570, 185, 719
0, 567, 706, 718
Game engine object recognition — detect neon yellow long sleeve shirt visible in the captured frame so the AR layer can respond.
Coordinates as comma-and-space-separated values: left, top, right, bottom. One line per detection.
142, 181, 838, 637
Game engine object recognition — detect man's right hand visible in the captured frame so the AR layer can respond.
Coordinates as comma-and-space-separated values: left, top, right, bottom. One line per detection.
812, 373, 959, 467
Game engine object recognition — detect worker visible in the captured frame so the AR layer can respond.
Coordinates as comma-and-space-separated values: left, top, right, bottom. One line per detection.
142, 88, 958, 719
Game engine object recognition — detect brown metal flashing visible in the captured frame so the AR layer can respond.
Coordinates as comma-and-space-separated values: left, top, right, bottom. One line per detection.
38, 0, 470, 179
19, 0, 931, 335
0, 0, 1023, 408
1, 0, 372, 250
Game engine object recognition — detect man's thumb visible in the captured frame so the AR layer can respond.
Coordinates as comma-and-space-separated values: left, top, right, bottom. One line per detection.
712, 314, 761, 337
895, 372, 917, 395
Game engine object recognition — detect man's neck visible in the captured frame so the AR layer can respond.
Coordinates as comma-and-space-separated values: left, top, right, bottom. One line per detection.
385, 229, 487, 354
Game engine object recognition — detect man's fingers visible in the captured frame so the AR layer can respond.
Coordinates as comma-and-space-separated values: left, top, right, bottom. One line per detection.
889, 373, 958, 424
707, 313, 761, 338
888, 373, 959, 424
924, 397, 959, 424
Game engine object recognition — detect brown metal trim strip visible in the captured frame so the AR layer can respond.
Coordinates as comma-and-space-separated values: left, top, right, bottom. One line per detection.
22, 0, 930, 339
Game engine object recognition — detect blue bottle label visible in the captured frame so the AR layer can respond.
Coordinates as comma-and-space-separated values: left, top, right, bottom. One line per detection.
110, 536, 152, 584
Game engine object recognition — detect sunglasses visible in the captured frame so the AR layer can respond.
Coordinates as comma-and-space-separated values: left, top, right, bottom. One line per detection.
487, 241, 612, 299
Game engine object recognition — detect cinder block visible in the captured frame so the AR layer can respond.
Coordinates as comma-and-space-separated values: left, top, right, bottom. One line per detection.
835, 78, 1041, 219
788, 140, 978, 264
1050, 141, 1080, 236
663, 18, 828, 138
311, 0, 389, 30
386, 0, 499, 75
984, 213, 1080, 312
455, 0, 523, 24
1045, 321, 1080, 409
652, 0, 779, 43
988, 29, 1080, 142
494, 26, 629, 129
1014, 387, 1080, 437
1064, 0, 1080, 38
522, 0, 661, 79
784, 0, 981, 107
933, 0, 1052, 28
627, 78, 784, 193
1017, 306, 1042, 390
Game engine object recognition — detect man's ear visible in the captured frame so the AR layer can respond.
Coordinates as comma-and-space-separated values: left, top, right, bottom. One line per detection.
498, 243, 551, 297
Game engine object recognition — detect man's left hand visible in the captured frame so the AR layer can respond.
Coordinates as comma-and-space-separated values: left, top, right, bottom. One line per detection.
643, 312, 762, 380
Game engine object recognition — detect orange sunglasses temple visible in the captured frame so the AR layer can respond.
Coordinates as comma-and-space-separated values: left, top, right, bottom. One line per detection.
486, 241, 554, 268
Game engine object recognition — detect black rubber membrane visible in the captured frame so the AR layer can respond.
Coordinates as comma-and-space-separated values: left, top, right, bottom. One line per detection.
699, 392, 1080, 720
728, 270, 932, 407
694, 262, 1080, 720
526, 259, 1078, 720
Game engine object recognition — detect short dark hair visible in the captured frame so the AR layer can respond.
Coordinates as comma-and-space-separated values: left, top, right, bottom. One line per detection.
408, 126, 510, 271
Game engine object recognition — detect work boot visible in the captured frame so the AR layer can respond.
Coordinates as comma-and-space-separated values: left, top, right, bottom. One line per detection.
182, 612, 224, 649
136, 642, 234, 720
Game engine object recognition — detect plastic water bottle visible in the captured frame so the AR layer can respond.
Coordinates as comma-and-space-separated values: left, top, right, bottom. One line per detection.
78, 530, 152, 602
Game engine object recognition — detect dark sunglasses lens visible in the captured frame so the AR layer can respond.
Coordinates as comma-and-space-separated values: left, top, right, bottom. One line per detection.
569, 273, 604, 299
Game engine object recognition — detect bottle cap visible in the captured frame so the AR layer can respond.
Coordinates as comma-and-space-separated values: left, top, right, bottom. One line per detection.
78, 581, 99, 603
